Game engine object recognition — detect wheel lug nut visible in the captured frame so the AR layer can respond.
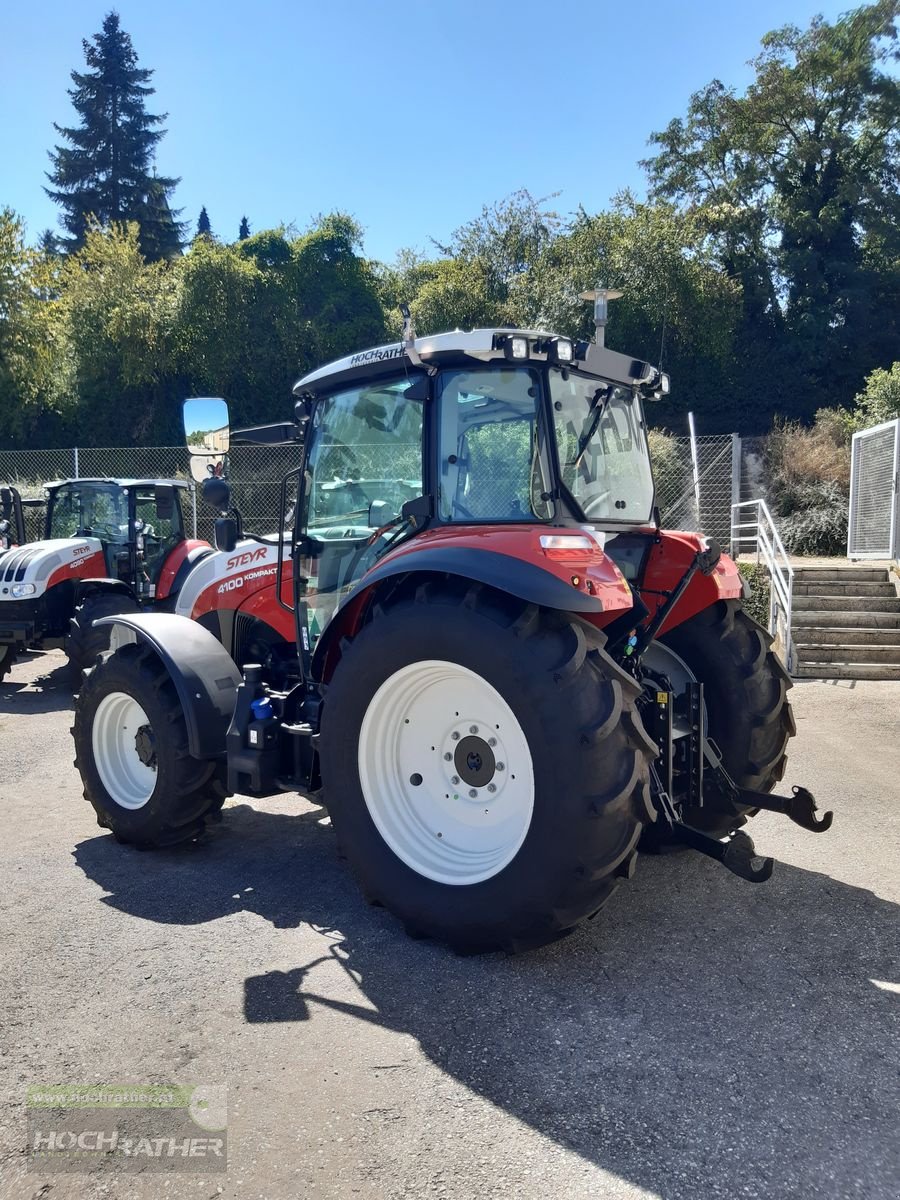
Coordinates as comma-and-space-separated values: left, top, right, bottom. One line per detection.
487, 783, 496, 793
451, 776, 459, 785
488, 737, 497, 747
469, 725, 478, 734
451, 732, 460, 741
443, 752, 452, 761
468, 789, 477, 798
496, 762, 505, 771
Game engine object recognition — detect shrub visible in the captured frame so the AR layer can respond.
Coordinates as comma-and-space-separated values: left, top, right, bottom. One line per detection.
737, 560, 770, 627
778, 480, 849, 555
765, 411, 851, 555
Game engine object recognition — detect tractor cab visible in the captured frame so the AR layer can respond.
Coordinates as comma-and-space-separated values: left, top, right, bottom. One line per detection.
281, 323, 667, 648
0, 476, 206, 683
43, 478, 190, 598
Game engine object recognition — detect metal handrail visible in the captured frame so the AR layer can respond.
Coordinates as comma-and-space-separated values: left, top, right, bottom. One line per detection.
730, 499, 795, 672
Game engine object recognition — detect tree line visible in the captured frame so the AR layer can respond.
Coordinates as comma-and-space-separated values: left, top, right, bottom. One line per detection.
2, 3, 900, 450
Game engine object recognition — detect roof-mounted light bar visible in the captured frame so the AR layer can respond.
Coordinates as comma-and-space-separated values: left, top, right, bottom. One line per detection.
504, 334, 530, 361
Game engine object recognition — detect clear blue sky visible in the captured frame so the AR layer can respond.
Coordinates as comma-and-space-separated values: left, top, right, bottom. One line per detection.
1, 0, 849, 262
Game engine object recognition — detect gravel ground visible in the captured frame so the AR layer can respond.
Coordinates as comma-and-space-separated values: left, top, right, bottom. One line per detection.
0, 650, 898, 1200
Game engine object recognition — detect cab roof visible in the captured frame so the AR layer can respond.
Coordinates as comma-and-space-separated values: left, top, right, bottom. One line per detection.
44, 478, 191, 491
293, 328, 661, 398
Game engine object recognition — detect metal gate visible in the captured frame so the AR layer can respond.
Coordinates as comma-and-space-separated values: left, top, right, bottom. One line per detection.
848, 418, 900, 559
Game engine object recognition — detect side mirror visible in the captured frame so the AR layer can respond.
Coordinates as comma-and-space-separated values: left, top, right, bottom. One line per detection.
368, 499, 396, 528
202, 475, 232, 511
214, 516, 239, 553
184, 397, 230, 484
184, 397, 230, 453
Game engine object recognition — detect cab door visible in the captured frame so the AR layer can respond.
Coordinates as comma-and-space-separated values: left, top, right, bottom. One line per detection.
300, 377, 424, 643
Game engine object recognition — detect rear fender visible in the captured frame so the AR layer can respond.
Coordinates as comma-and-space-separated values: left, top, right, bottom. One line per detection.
640, 531, 743, 635
310, 540, 632, 683
95, 613, 241, 759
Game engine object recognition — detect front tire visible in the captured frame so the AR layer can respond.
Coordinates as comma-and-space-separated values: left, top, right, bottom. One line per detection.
0, 644, 15, 683
67, 591, 140, 679
73, 643, 229, 847
320, 582, 656, 952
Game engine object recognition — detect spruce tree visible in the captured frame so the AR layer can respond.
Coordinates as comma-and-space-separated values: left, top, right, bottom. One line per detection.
46, 11, 184, 259
37, 229, 61, 256
238, 216, 250, 240
196, 206, 212, 238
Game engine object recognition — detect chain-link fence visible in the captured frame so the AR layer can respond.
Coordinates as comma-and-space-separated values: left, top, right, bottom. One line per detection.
653, 433, 741, 547
0, 433, 743, 548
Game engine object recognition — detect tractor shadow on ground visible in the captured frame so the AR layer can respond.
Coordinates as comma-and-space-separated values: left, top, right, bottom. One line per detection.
0, 655, 75, 714
74, 802, 899, 1199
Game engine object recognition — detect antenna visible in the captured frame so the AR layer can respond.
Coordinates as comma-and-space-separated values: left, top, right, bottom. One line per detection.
579, 285, 623, 348
400, 301, 414, 345
399, 301, 434, 375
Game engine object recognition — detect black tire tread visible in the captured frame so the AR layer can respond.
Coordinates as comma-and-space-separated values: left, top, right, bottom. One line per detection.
73, 642, 229, 847
0, 645, 15, 683
67, 591, 140, 677
321, 580, 655, 952
661, 599, 794, 836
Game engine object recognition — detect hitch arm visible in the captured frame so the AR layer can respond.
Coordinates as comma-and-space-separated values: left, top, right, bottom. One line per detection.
649, 768, 773, 883
668, 821, 774, 883
738, 785, 833, 833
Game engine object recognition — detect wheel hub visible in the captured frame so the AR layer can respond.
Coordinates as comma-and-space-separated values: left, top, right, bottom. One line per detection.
357, 660, 535, 885
454, 735, 495, 787
134, 723, 157, 768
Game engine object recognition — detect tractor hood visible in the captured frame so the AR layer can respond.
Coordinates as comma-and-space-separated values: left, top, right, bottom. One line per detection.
0, 538, 106, 601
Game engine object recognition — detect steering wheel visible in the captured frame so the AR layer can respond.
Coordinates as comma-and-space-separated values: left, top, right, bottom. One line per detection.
581, 490, 614, 518
90, 522, 122, 541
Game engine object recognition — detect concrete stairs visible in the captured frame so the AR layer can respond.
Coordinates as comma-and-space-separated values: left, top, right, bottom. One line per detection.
792, 565, 900, 680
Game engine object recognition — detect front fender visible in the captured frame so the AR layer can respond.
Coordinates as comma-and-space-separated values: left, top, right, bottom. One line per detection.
74, 578, 136, 603
95, 613, 241, 759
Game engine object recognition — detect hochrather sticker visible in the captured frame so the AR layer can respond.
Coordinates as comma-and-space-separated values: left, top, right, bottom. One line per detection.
26, 1084, 227, 1173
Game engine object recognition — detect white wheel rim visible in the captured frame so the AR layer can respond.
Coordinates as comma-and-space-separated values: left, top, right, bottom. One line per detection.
91, 691, 157, 810
358, 660, 535, 885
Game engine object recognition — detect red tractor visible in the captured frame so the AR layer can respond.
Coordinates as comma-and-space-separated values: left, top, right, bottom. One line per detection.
70, 300, 831, 951
0, 477, 212, 682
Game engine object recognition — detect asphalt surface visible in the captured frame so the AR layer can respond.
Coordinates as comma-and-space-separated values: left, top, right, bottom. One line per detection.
0, 650, 898, 1200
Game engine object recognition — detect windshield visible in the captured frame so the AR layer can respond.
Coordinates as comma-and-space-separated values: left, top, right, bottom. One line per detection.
47, 484, 130, 541
549, 370, 655, 523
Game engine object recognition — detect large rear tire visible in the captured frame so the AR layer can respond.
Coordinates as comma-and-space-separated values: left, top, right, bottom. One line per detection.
73, 643, 229, 847
67, 591, 140, 679
319, 582, 656, 952
660, 599, 795, 837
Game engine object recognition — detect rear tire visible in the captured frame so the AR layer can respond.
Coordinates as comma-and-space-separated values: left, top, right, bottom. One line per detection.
660, 599, 795, 837
73, 643, 230, 847
67, 591, 140, 680
319, 582, 656, 952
